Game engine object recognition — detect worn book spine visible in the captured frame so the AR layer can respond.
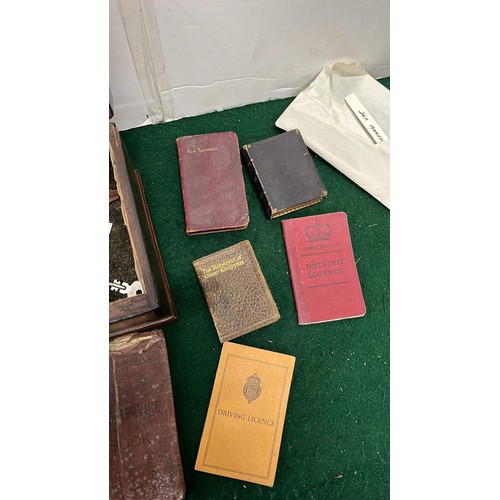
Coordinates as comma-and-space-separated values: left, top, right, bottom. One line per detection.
240, 146, 273, 218
109, 330, 185, 500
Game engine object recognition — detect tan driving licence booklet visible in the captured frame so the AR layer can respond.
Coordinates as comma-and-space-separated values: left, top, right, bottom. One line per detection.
195, 342, 295, 487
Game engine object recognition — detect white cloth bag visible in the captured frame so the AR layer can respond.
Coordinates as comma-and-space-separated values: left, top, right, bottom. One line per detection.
275, 62, 390, 208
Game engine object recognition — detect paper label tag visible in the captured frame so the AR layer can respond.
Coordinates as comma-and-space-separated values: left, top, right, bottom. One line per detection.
345, 93, 389, 144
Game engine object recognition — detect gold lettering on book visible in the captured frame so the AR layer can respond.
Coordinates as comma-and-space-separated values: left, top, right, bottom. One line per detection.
186, 147, 218, 154
202, 254, 244, 278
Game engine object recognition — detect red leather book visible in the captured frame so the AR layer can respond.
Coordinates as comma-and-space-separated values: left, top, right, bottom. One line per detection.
177, 132, 249, 234
282, 212, 366, 324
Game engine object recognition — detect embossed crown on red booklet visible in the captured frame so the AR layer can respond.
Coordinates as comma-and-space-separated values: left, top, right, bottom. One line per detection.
282, 212, 366, 325
305, 220, 332, 241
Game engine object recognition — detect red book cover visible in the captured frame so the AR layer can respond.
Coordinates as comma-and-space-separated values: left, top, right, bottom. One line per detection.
177, 132, 249, 235
281, 212, 366, 324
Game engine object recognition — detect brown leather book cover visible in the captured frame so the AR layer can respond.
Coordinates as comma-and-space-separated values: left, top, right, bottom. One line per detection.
109, 330, 185, 500
241, 129, 327, 218
193, 240, 280, 342
195, 342, 295, 487
177, 132, 249, 235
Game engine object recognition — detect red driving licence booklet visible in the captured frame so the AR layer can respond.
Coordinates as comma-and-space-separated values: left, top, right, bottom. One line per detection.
282, 212, 366, 324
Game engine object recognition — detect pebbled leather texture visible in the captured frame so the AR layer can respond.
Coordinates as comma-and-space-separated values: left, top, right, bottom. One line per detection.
193, 240, 280, 342
177, 132, 249, 234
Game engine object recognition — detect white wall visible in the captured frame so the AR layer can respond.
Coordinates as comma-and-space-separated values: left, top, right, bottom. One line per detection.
110, 0, 389, 131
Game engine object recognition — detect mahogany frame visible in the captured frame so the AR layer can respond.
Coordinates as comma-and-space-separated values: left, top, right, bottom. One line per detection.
109, 123, 177, 337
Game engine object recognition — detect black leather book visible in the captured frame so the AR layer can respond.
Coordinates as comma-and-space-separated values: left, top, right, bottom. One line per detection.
241, 129, 327, 219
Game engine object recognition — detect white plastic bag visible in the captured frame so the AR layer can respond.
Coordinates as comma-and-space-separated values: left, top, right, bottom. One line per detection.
276, 61, 390, 208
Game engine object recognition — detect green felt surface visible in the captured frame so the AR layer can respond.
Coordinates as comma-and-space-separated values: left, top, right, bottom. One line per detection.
120, 77, 389, 500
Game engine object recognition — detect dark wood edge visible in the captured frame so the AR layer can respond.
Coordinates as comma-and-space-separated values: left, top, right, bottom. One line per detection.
133, 169, 178, 321
109, 124, 178, 337
109, 123, 159, 323
109, 294, 151, 323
